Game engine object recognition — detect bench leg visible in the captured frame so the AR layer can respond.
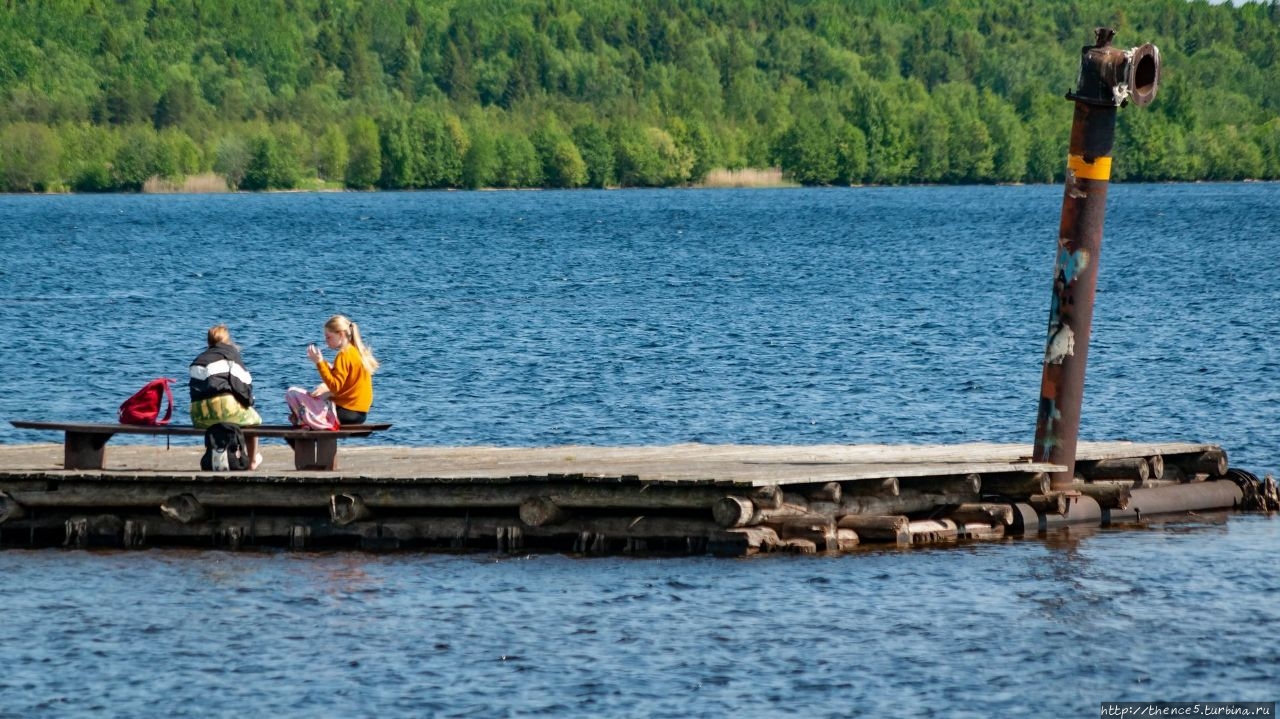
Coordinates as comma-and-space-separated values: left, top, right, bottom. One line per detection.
65, 431, 111, 470
286, 436, 339, 471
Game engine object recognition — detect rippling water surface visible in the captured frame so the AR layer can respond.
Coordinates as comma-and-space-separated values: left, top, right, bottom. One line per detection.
1, 184, 1278, 716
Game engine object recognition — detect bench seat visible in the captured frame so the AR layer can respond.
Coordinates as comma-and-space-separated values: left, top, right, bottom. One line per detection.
10, 420, 392, 471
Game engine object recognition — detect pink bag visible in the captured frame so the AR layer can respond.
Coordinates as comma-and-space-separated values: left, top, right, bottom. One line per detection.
284, 387, 340, 430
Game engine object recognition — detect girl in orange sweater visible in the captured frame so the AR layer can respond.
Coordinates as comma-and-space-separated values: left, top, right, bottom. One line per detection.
306, 315, 380, 424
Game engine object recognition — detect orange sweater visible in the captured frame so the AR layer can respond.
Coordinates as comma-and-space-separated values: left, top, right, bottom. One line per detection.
316, 343, 373, 412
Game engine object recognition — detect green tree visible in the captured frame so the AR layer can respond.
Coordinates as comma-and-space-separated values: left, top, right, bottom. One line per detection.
345, 116, 382, 189
494, 129, 541, 187
532, 121, 587, 188
572, 121, 615, 188
835, 123, 868, 185
214, 134, 252, 190
113, 125, 161, 191
0, 123, 62, 192
58, 123, 119, 192
775, 115, 838, 185
462, 122, 500, 189
316, 124, 349, 182
241, 126, 302, 190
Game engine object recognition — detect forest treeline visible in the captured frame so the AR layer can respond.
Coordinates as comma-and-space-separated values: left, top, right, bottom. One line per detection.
1, 0, 1278, 192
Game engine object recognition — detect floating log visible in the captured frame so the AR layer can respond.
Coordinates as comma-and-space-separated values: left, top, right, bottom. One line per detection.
780, 538, 818, 554
803, 482, 842, 504
835, 528, 859, 551
330, 493, 372, 525
0, 491, 25, 523
957, 522, 1005, 540
950, 503, 1015, 527
1167, 450, 1228, 478
712, 496, 755, 528
1028, 493, 1068, 515
1147, 455, 1165, 480
843, 477, 899, 498
898, 474, 981, 495
766, 516, 836, 549
1070, 481, 1131, 509
707, 527, 780, 556
1041, 495, 1103, 528
981, 472, 1050, 497
519, 496, 570, 527
159, 494, 206, 524
836, 514, 910, 544
751, 485, 784, 510
907, 519, 958, 544
1079, 457, 1149, 482
838, 490, 980, 517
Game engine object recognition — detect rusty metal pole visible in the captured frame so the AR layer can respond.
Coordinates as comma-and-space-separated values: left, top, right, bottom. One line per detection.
1034, 28, 1160, 492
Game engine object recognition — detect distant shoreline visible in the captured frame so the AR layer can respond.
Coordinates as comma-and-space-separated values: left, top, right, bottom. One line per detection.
6, 172, 1274, 197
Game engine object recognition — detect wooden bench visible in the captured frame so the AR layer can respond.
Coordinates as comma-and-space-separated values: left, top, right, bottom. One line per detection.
10, 420, 393, 471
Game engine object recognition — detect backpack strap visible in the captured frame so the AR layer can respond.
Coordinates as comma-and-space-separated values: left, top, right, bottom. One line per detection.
157, 378, 175, 426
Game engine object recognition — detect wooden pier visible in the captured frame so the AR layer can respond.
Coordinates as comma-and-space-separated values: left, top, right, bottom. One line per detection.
0, 439, 1263, 555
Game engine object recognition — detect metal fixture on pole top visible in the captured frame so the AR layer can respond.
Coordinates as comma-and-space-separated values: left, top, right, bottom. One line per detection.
1033, 28, 1160, 492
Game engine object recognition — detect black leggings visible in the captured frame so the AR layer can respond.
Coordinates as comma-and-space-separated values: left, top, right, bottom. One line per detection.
335, 406, 367, 425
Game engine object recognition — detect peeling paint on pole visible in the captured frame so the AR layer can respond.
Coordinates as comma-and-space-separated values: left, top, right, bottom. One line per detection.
1033, 29, 1160, 491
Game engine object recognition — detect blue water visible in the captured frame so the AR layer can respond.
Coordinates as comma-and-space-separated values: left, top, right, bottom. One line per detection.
1, 185, 1278, 716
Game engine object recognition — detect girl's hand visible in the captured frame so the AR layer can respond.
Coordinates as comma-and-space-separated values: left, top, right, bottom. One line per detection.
307, 344, 323, 363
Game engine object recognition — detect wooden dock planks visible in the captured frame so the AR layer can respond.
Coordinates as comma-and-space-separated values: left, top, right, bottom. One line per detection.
0, 440, 1241, 554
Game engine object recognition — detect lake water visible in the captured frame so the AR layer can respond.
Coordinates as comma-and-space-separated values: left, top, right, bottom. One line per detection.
1, 184, 1277, 716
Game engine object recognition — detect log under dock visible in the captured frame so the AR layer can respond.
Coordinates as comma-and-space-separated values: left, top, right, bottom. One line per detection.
0, 440, 1258, 555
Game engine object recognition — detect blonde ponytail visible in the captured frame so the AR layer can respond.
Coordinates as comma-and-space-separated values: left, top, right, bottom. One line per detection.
349, 321, 380, 374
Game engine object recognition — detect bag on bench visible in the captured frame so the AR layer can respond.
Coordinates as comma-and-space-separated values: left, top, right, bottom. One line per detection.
201, 422, 250, 471
119, 377, 175, 426
284, 387, 340, 431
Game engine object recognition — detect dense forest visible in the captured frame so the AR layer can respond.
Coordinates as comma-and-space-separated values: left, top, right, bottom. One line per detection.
0, 0, 1277, 192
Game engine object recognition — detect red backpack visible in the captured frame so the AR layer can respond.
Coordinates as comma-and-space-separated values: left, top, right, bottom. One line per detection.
119, 378, 176, 425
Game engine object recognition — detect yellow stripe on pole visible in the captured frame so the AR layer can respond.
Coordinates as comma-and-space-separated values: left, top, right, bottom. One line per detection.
1068, 154, 1112, 181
